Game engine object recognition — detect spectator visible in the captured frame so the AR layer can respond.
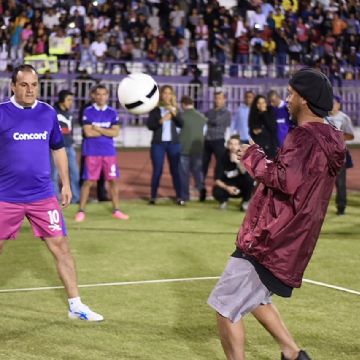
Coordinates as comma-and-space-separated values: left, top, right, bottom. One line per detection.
274, 28, 289, 78
332, 12, 347, 36
235, 33, 250, 75
90, 34, 107, 62
268, 90, 292, 146
195, 17, 209, 63
79, 38, 96, 72
201, 91, 231, 201
170, 4, 185, 36
249, 94, 278, 159
51, 90, 80, 204
329, 57, 343, 91
231, 90, 255, 143
234, 15, 247, 38
174, 38, 188, 65
43, 7, 60, 30
146, 85, 184, 205
250, 30, 264, 76
327, 96, 355, 215
179, 95, 207, 202
70, 0, 86, 17
248, 6, 267, 31
272, 7, 285, 29
212, 135, 254, 211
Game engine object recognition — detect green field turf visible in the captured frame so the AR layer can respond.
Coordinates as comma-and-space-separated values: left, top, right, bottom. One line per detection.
0, 195, 359, 360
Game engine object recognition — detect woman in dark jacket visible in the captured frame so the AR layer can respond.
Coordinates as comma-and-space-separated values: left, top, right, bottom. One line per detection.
248, 95, 279, 159
147, 85, 184, 205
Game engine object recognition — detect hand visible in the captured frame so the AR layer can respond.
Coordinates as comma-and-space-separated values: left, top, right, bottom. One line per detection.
168, 106, 177, 116
226, 186, 240, 195
162, 112, 172, 122
253, 128, 262, 135
230, 152, 240, 164
60, 185, 72, 208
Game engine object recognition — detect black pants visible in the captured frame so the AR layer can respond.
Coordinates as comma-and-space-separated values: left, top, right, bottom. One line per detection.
202, 139, 225, 181
212, 174, 254, 203
335, 165, 346, 209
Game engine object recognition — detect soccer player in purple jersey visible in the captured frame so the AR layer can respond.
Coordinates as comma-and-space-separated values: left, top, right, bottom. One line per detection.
75, 84, 129, 222
0, 64, 103, 321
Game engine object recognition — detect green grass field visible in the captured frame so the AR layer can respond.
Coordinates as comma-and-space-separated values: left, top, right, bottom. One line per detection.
0, 195, 359, 360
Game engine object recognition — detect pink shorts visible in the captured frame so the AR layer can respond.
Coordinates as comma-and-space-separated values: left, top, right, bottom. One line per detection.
0, 196, 67, 240
83, 156, 119, 181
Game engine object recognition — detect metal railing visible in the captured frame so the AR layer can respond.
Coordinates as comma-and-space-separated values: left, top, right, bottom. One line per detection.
1, 77, 359, 128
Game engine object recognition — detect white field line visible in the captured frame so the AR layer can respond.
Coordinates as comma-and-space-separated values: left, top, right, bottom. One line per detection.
0, 276, 359, 296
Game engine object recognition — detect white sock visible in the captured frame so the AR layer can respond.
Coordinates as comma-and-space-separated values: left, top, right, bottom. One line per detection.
68, 297, 82, 310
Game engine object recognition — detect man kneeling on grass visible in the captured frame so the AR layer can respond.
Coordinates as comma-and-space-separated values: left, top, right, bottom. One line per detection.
212, 134, 254, 211
207, 68, 346, 359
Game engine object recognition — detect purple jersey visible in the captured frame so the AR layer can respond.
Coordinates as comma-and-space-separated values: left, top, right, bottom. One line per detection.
271, 100, 292, 146
0, 97, 64, 202
82, 105, 119, 156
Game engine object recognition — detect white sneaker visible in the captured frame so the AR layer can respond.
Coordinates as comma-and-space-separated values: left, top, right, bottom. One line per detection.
219, 201, 228, 210
242, 201, 249, 211
68, 304, 104, 322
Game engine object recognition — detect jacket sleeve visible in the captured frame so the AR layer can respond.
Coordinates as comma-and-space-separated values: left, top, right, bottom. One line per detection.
172, 112, 184, 128
146, 108, 162, 130
242, 129, 311, 195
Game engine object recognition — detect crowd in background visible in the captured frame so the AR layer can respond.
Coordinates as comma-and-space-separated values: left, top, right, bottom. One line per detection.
0, 0, 360, 80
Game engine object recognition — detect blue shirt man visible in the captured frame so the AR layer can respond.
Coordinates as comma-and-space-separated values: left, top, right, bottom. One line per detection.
231, 90, 255, 143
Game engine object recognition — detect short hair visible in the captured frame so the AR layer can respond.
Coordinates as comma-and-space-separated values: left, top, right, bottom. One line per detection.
93, 84, 108, 93
215, 90, 225, 97
267, 90, 280, 99
181, 95, 193, 105
229, 134, 241, 142
58, 89, 74, 103
245, 90, 255, 96
11, 64, 38, 84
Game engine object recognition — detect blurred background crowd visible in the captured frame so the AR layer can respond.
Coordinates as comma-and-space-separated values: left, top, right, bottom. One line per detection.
0, 0, 360, 80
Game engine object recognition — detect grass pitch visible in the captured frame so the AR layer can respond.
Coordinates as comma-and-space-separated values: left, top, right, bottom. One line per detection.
0, 195, 359, 360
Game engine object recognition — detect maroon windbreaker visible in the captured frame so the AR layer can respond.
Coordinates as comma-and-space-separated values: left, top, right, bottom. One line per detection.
237, 122, 346, 288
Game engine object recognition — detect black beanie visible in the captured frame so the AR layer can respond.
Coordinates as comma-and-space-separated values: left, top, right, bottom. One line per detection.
289, 68, 333, 118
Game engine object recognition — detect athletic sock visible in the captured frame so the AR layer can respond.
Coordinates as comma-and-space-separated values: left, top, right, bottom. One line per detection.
68, 296, 82, 310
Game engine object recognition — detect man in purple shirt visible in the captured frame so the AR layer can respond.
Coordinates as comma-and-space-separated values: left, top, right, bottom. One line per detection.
75, 84, 129, 222
0, 64, 103, 321
268, 90, 293, 146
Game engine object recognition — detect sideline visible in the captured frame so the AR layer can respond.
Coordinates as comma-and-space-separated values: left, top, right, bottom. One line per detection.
0, 276, 359, 296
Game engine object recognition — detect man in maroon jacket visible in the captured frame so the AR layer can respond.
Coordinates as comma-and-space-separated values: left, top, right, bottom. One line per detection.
208, 68, 346, 360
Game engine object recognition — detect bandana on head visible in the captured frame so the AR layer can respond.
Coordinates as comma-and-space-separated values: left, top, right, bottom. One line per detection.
289, 68, 333, 118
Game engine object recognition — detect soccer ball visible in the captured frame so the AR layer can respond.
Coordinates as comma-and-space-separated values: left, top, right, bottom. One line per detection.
117, 73, 159, 115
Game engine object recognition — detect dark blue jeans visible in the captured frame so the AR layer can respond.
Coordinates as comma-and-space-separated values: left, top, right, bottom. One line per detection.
179, 154, 203, 201
51, 146, 80, 204
150, 142, 181, 200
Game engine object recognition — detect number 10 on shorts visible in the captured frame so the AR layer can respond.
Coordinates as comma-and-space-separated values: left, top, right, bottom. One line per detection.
47, 209, 62, 231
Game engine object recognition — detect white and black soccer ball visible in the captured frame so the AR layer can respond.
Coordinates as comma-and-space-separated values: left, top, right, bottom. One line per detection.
117, 73, 159, 115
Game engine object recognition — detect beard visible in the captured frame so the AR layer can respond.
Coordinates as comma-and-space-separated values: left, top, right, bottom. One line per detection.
288, 103, 299, 126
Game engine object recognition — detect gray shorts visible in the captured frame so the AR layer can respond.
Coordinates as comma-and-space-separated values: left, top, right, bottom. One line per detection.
207, 257, 272, 323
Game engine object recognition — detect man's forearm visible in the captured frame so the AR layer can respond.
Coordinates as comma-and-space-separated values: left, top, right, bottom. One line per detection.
97, 127, 119, 137
52, 148, 70, 187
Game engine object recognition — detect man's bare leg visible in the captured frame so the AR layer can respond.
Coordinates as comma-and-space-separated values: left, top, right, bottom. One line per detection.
108, 180, 119, 210
252, 304, 300, 360
78, 180, 95, 211
216, 312, 246, 360
44, 236, 79, 298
